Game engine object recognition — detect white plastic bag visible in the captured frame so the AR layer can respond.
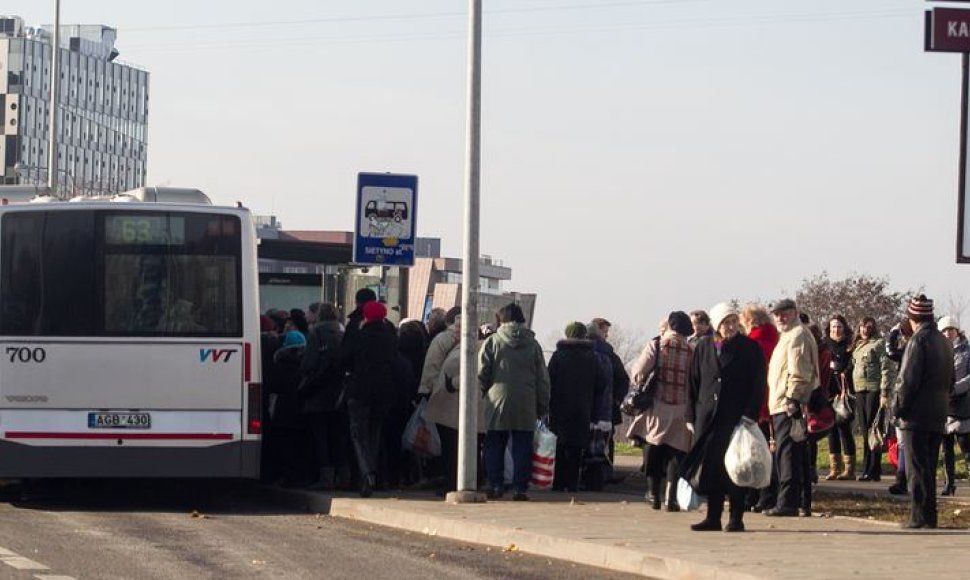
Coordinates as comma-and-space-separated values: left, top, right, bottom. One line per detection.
676, 478, 701, 511
401, 400, 441, 458
724, 418, 772, 489
531, 420, 557, 490
504, 444, 514, 486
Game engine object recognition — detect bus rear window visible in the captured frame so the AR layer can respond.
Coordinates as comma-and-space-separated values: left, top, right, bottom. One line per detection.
0, 210, 243, 337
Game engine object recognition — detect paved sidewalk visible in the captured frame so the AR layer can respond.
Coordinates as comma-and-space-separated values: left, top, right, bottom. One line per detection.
268, 477, 969, 580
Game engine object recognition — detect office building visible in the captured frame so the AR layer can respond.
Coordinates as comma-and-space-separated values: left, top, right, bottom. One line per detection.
0, 15, 148, 195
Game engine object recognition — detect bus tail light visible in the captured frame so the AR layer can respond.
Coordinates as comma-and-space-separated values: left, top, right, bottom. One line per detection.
247, 383, 262, 435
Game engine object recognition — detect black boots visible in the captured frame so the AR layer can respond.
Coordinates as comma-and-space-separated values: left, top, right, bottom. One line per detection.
648, 477, 662, 510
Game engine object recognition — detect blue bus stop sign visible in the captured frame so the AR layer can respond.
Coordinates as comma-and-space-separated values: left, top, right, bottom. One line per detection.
353, 172, 418, 267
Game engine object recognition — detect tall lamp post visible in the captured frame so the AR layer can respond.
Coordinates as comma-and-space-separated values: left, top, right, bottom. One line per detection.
450, 0, 485, 504
47, 0, 61, 194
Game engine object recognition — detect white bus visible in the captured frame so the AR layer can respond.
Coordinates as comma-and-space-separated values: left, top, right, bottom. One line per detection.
0, 188, 262, 478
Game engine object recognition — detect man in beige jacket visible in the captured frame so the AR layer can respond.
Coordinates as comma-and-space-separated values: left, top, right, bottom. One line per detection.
765, 299, 819, 517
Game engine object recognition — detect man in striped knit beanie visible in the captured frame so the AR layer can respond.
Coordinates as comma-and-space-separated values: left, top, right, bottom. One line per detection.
892, 294, 954, 529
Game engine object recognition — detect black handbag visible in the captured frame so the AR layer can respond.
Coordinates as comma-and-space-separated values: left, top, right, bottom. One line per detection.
620, 337, 661, 416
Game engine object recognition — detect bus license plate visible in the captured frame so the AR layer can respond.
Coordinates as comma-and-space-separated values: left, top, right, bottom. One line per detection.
88, 412, 151, 429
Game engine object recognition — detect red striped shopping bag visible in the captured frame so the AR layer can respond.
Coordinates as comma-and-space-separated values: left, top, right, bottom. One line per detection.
531, 420, 557, 490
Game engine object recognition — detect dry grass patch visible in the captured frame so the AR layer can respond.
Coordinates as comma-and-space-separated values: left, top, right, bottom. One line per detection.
813, 493, 970, 529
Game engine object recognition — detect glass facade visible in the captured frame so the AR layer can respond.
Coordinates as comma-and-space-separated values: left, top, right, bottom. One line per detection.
0, 17, 148, 195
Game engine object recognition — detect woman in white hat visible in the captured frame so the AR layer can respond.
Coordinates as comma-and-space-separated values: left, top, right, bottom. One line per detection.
680, 303, 767, 532
938, 316, 970, 495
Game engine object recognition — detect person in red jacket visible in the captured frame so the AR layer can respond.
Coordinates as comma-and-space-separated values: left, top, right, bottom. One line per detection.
740, 304, 779, 512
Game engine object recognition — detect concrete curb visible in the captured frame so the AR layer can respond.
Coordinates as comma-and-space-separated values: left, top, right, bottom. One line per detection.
264, 487, 765, 580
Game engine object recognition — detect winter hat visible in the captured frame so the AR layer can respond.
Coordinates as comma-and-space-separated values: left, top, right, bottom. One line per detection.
259, 315, 275, 333
668, 311, 693, 337
938, 316, 960, 332
363, 301, 387, 323
770, 298, 797, 314
564, 321, 587, 339
709, 302, 738, 335
908, 294, 934, 319
282, 330, 306, 348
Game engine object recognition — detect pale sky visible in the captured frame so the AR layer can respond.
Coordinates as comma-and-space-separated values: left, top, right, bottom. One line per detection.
6, 0, 969, 344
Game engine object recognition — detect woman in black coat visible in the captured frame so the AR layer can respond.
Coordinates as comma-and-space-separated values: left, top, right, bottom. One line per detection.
547, 322, 608, 492
341, 301, 399, 497
681, 303, 766, 532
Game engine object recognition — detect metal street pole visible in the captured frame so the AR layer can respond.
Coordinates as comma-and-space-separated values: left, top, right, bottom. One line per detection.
450, 0, 484, 503
47, 0, 61, 194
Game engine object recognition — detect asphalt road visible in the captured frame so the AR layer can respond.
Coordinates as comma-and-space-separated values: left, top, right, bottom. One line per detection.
0, 480, 642, 580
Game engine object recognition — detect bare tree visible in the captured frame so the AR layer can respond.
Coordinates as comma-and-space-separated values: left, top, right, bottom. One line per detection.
608, 325, 650, 368
940, 292, 970, 328
793, 271, 912, 333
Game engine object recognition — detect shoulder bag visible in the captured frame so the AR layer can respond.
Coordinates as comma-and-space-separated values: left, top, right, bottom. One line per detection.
832, 374, 856, 424
620, 337, 661, 416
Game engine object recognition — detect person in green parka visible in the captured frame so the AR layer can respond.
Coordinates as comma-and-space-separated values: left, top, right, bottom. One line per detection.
478, 303, 551, 501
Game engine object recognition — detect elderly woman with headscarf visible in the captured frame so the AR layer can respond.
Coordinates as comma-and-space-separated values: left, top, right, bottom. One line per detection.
681, 303, 766, 532
626, 311, 695, 510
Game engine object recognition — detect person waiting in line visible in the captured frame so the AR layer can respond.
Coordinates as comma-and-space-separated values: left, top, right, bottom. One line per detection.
586, 321, 621, 491
268, 330, 309, 487
588, 317, 630, 485
627, 312, 694, 511
418, 307, 461, 401
893, 295, 953, 529
885, 318, 914, 495
341, 301, 399, 497
300, 303, 346, 491
547, 322, 607, 493
479, 303, 550, 501
259, 313, 283, 483
426, 307, 449, 342
681, 303, 766, 532
765, 299, 818, 517
823, 314, 856, 481
803, 320, 831, 516
851, 316, 894, 482
423, 327, 486, 496
688, 310, 713, 346
937, 316, 970, 496
738, 304, 779, 512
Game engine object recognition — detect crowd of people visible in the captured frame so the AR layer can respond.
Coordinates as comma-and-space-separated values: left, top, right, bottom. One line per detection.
617, 295, 961, 531
260, 288, 965, 531
259, 289, 630, 501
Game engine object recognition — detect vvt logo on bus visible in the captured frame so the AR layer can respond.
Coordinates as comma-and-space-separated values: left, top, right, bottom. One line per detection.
199, 348, 237, 363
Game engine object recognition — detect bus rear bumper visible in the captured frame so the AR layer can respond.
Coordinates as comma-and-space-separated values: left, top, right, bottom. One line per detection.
0, 439, 261, 478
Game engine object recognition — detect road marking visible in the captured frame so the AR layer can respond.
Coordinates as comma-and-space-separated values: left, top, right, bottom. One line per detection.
0, 556, 49, 570
0, 545, 77, 578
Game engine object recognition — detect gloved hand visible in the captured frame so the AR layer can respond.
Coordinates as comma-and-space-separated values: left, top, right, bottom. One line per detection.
595, 420, 612, 433
785, 397, 802, 418
685, 422, 695, 435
